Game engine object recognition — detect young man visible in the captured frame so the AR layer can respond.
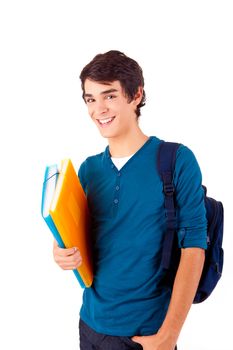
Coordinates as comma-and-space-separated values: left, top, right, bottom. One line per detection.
53, 50, 207, 350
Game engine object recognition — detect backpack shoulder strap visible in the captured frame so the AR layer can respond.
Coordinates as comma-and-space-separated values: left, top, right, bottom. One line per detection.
157, 141, 181, 269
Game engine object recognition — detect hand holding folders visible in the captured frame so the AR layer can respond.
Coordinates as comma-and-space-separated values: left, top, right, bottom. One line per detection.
53, 240, 83, 273
41, 159, 93, 288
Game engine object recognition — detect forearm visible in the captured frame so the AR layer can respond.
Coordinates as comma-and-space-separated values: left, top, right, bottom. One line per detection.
158, 247, 205, 341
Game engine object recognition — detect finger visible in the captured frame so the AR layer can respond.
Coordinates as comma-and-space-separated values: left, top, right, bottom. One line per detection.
55, 251, 82, 266
59, 257, 83, 270
63, 247, 79, 256
54, 244, 80, 257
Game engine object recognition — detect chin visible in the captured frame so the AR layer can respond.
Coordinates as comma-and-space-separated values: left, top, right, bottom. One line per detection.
99, 130, 118, 139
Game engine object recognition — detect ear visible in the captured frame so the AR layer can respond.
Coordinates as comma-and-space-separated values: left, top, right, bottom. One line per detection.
133, 86, 143, 106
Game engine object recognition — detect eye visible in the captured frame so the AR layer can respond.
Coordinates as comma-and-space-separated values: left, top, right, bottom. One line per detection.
86, 98, 95, 104
106, 95, 116, 100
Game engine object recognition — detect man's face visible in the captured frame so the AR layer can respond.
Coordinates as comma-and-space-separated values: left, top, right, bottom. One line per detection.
83, 79, 141, 139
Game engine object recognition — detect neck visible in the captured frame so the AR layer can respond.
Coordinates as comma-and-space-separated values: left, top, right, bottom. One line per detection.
108, 128, 149, 158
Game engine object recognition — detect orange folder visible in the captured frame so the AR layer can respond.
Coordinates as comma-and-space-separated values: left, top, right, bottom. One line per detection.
49, 159, 93, 287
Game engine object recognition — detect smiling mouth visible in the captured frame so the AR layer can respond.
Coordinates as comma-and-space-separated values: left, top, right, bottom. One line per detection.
97, 116, 115, 127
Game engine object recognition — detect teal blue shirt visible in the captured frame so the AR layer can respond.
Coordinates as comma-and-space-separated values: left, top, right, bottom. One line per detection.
78, 136, 207, 336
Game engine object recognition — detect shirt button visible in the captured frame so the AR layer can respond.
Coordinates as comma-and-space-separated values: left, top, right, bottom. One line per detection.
114, 199, 119, 204
117, 172, 121, 176
116, 186, 120, 191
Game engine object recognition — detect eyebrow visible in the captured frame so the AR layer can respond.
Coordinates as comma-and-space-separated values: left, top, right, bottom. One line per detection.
84, 88, 119, 98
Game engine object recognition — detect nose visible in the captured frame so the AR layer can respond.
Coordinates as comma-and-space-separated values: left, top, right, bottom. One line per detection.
94, 100, 108, 116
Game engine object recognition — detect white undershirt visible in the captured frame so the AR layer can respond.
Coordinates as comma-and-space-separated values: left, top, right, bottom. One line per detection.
111, 155, 134, 170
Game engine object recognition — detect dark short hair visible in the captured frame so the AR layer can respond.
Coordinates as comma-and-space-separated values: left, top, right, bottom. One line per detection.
79, 50, 146, 118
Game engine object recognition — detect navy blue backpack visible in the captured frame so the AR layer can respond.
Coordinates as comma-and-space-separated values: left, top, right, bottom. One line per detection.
157, 141, 224, 303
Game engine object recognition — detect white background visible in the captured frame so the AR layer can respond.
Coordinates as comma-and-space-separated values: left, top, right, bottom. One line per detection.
0, 1, 232, 349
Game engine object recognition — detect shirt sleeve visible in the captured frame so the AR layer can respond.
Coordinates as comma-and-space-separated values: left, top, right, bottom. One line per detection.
173, 145, 207, 249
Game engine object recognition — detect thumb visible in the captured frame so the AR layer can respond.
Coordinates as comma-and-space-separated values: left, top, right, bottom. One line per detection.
131, 335, 142, 343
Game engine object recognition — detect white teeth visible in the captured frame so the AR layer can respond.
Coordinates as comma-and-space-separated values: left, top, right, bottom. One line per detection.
98, 117, 114, 124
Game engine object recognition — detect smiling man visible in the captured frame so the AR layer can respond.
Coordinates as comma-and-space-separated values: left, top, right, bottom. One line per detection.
53, 50, 207, 350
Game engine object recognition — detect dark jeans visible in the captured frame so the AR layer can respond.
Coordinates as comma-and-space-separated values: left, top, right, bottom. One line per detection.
79, 318, 177, 350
